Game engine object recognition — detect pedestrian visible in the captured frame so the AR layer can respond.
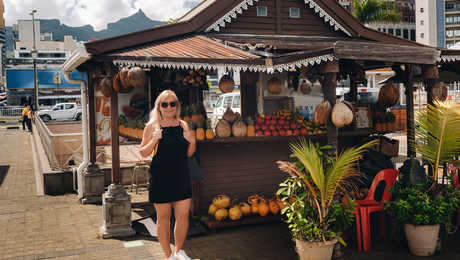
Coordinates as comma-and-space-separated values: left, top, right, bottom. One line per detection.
21, 104, 29, 131
139, 90, 196, 260
27, 105, 34, 133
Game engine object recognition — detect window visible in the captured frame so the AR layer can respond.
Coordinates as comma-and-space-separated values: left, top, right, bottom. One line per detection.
410, 29, 416, 41
420, 20, 424, 25
447, 30, 454, 37
256, 6, 267, 17
289, 7, 300, 18
232, 96, 240, 109
420, 7, 424, 13
420, 33, 424, 38
65, 104, 74, 109
223, 96, 233, 108
388, 28, 394, 35
403, 29, 408, 39
455, 29, 460, 36
396, 29, 401, 36
54, 105, 64, 111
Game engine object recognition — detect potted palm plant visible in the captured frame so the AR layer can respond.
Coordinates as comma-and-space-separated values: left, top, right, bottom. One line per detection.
385, 101, 460, 256
276, 139, 376, 260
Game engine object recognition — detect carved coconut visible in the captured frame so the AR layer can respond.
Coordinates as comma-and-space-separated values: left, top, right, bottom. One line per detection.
313, 101, 332, 125
378, 82, 399, 108
299, 79, 312, 95
232, 119, 247, 137
99, 77, 113, 97
219, 75, 235, 93
332, 101, 354, 128
267, 77, 282, 95
127, 67, 147, 88
216, 119, 231, 137
119, 67, 131, 89
432, 82, 448, 101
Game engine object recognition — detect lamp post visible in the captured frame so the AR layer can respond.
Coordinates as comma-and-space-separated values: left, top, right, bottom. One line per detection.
30, 10, 39, 110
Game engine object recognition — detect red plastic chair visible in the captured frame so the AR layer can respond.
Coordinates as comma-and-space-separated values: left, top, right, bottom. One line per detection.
452, 172, 460, 226
356, 169, 398, 252
350, 207, 363, 251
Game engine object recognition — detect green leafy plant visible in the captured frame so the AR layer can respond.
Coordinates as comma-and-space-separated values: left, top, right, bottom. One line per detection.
276, 139, 377, 244
385, 177, 460, 226
353, 0, 402, 24
415, 101, 460, 184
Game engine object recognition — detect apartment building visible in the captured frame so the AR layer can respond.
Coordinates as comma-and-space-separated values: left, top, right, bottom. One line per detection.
445, 0, 460, 48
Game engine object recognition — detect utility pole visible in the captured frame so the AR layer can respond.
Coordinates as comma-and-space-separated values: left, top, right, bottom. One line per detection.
30, 10, 39, 110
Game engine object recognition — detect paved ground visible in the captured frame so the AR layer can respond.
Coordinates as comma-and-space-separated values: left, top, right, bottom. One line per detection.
1, 126, 460, 260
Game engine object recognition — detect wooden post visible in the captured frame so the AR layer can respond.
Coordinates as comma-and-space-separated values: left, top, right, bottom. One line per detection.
320, 61, 339, 156
422, 65, 439, 106
240, 71, 258, 118
88, 73, 97, 165
404, 64, 416, 158
110, 90, 121, 184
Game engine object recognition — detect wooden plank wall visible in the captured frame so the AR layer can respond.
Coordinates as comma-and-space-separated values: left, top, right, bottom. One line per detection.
219, 0, 346, 37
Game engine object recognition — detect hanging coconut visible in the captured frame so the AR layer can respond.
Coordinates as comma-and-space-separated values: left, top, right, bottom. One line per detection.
331, 101, 354, 128
377, 82, 399, 108
216, 119, 231, 137
432, 82, 448, 101
313, 101, 332, 125
267, 77, 282, 95
219, 75, 235, 93
299, 79, 312, 95
119, 67, 131, 89
232, 118, 247, 137
222, 107, 238, 124
99, 77, 113, 97
112, 72, 121, 92
127, 67, 147, 88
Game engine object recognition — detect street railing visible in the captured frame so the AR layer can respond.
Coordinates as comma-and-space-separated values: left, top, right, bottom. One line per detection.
0, 106, 23, 118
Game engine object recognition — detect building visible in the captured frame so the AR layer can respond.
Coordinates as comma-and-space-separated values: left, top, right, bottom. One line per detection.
0, 0, 5, 91
415, 0, 445, 48
444, 0, 460, 48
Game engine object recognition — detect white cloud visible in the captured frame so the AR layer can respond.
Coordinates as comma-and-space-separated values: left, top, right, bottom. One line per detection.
4, 0, 200, 30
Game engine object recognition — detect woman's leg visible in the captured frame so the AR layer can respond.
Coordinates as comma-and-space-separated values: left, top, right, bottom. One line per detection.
154, 202, 173, 258
172, 198, 191, 252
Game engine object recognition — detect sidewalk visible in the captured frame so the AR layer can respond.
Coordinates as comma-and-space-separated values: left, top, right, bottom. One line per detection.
1, 128, 460, 260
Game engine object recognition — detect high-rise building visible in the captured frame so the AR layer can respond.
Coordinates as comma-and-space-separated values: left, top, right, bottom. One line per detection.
415, 0, 445, 48
444, 0, 460, 48
0, 0, 5, 90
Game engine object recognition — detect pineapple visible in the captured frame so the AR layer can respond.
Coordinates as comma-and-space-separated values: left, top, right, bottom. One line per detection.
246, 116, 255, 137
205, 119, 215, 140
183, 106, 191, 123
196, 121, 205, 141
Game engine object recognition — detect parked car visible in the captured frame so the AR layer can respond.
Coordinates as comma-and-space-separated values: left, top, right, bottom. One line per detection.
0, 100, 7, 107
213, 92, 241, 119
37, 102, 82, 122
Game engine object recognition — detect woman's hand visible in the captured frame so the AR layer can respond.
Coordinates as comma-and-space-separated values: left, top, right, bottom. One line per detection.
183, 129, 196, 144
153, 128, 162, 141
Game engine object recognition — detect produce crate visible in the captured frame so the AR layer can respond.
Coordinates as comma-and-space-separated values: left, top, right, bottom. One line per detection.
202, 214, 282, 232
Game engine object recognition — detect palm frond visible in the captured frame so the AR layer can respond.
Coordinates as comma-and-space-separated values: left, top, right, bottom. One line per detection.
289, 138, 326, 198
416, 101, 460, 181
277, 160, 319, 198
324, 140, 378, 204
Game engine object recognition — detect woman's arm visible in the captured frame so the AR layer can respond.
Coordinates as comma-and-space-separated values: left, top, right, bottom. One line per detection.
139, 123, 160, 157
181, 120, 196, 157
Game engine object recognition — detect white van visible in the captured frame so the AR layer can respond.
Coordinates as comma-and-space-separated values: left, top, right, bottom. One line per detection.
211, 92, 241, 125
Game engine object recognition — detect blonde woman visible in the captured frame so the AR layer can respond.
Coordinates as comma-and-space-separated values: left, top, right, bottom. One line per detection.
139, 90, 196, 260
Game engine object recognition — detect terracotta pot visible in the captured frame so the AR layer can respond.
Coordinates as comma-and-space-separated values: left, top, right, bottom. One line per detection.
295, 239, 337, 260
404, 224, 440, 256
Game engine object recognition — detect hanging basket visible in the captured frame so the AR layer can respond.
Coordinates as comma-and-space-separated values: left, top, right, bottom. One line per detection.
119, 67, 131, 89
267, 77, 282, 95
219, 75, 235, 93
377, 82, 399, 108
127, 67, 147, 88
432, 82, 448, 101
98, 77, 113, 97
299, 79, 312, 95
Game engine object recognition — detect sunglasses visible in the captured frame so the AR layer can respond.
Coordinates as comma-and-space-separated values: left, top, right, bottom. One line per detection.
160, 101, 177, 108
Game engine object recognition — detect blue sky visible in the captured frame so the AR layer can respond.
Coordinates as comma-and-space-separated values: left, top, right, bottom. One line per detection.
4, 0, 201, 30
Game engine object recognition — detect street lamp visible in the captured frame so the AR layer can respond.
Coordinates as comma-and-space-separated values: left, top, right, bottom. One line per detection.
30, 9, 39, 110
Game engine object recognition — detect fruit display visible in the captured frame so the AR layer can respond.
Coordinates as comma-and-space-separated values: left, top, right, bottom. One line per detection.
232, 118, 247, 137
253, 109, 326, 137
183, 69, 207, 88
207, 194, 281, 222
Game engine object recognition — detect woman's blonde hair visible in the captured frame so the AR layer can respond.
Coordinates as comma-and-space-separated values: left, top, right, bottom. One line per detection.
148, 90, 181, 129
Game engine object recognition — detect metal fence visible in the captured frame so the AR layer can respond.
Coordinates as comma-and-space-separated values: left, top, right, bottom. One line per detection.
0, 106, 23, 118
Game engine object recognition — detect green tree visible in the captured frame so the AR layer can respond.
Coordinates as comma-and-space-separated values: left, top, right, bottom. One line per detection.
353, 0, 402, 24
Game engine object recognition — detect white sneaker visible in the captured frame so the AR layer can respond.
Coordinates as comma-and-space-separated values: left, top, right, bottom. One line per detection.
167, 254, 177, 260
174, 250, 192, 260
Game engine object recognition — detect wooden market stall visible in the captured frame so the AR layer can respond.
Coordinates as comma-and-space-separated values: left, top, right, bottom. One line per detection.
73, 0, 442, 221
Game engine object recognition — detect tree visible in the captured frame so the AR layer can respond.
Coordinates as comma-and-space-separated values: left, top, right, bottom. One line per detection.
353, 0, 402, 24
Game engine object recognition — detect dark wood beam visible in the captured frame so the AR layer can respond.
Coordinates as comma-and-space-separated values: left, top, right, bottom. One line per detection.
404, 65, 416, 158
275, 0, 282, 34
110, 90, 121, 184
240, 71, 258, 118
320, 61, 339, 156
87, 72, 97, 165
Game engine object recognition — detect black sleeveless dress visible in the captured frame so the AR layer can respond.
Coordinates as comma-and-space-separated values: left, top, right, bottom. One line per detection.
149, 125, 192, 204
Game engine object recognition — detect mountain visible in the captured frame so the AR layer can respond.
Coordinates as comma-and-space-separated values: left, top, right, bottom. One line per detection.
5, 9, 163, 51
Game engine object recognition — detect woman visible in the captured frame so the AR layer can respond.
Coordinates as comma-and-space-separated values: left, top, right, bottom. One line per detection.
139, 90, 196, 260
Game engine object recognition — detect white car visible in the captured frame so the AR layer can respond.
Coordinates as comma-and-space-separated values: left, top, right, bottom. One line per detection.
38, 102, 82, 122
